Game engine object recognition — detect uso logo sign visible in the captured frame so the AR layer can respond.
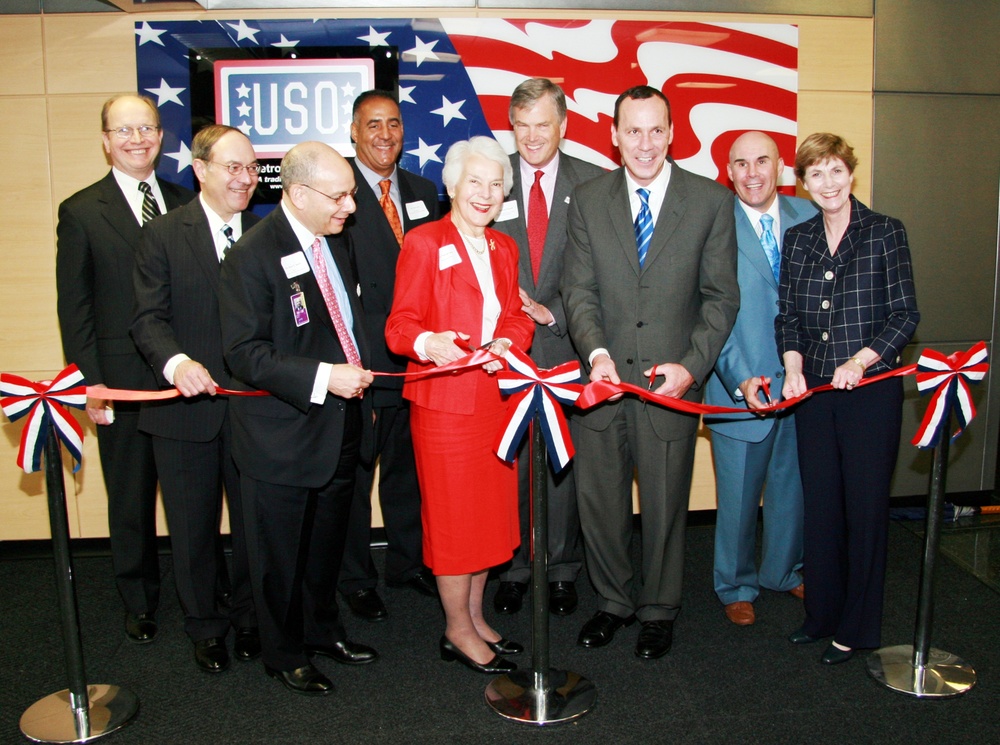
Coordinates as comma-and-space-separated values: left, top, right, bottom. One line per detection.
215, 58, 376, 159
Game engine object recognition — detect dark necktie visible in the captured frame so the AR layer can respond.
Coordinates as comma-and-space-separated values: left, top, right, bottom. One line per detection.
527, 169, 548, 283
379, 179, 404, 246
759, 213, 780, 283
310, 238, 362, 367
634, 188, 652, 269
221, 224, 234, 261
138, 181, 160, 224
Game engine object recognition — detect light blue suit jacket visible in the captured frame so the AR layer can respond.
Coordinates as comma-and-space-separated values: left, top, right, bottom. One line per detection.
705, 194, 817, 442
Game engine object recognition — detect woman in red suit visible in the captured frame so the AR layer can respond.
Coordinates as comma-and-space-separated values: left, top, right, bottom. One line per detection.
386, 136, 534, 674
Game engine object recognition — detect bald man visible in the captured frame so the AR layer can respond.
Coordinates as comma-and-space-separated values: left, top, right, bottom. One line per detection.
704, 131, 817, 626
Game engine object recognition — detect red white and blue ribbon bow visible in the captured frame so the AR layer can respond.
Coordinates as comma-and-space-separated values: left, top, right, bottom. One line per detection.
1, 365, 87, 473
912, 342, 989, 449
494, 347, 584, 473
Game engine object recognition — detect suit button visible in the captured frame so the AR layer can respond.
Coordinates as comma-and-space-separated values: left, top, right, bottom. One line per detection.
636, 321, 644, 328
626, 358, 634, 365
775, 371, 784, 378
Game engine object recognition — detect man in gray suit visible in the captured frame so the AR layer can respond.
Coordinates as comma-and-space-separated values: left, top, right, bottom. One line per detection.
561, 86, 739, 659
705, 131, 817, 626
491, 78, 603, 618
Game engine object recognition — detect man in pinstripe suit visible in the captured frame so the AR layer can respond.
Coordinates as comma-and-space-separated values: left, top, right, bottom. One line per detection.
131, 125, 259, 673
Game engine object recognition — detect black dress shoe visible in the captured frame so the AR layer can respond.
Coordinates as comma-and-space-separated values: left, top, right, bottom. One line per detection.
194, 637, 230, 673
635, 620, 673, 660
233, 627, 261, 661
265, 663, 334, 696
345, 588, 388, 622
577, 611, 634, 648
493, 581, 527, 614
485, 637, 524, 655
125, 612, 157, 644
439, 636, 517, 674
788, 626, 823, 645
820, 643, 855, 665
305, 640, 379, 666
549, 581, 578, 616
388, 568, 439, 597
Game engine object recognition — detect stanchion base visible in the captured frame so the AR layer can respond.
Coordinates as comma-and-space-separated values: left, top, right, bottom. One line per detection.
485, 668, 596, 725
866, 645, 976, 698
20, 684, 138, 743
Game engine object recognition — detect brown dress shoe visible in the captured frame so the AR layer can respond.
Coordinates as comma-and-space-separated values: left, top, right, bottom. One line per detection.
724, 601, 756, 626
788, 583, 805, 600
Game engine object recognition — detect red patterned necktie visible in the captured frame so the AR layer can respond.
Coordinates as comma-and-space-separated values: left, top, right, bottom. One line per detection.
310, 238, 362, 367
527, 169, 548, 283
379, 179, 404, 246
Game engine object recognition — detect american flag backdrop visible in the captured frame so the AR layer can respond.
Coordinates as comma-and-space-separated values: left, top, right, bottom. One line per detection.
135, 17, 799, 203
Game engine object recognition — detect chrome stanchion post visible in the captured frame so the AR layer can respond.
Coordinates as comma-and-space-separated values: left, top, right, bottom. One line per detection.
866, 409, 976, 697
19, 419, 139, 743
486, 417, 596, 724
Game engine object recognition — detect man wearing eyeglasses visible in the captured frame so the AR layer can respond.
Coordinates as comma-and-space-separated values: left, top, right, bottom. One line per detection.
56, 94, 194, 645
131, 125, 262, 673
219, 141, 379, 696
339, 90, 440, 623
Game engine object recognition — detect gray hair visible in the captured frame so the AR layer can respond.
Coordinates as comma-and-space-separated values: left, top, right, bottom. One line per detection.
441, 136, 513, 196
508, 78, 567, 124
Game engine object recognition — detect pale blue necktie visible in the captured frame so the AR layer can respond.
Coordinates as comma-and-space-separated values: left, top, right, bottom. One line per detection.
634, 188, 653, 269
759, 213, 780, 283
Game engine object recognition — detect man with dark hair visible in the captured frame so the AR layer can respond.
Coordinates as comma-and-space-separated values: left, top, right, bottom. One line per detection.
491, 78, 603, 617
56, 93, 194, 644
561, 85, 739, 659
220, 141, 378, 697
339, 89, 440, 622
131, 125, 261, 672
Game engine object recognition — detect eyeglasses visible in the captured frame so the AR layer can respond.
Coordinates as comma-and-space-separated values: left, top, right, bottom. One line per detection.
207, 161, 261, 176
104, 126, 161, 139
298, 183, 358, 205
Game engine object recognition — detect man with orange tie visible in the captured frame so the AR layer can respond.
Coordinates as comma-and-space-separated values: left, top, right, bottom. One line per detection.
340, 90, 440, 622
491, 79, 603, 617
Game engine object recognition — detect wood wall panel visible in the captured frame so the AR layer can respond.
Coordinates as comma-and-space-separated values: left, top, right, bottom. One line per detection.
0, 17, 45, 96
0, 10, 873, 539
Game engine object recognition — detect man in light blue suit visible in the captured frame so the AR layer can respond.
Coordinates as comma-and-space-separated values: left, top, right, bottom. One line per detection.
705, 131, 817, 626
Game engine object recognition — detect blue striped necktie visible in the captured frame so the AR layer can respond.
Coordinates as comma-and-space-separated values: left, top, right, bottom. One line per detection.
634, 188, 653, 268
759, 213, 780, 283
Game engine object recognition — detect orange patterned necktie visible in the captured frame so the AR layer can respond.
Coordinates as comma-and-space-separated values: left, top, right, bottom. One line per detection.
379, 179, 404, 246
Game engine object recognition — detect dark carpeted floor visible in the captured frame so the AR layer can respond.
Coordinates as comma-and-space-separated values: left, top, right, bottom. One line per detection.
2, 522, 998, 744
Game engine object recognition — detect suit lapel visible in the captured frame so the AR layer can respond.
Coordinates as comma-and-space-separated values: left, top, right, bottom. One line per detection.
505, 157, 535, 287
606, 170, 642, 275
444, 215, 484, 296
97, 172, 143, 248
642, 162, 687, 271
735, 202, 777, 288
182, 200, 223, 292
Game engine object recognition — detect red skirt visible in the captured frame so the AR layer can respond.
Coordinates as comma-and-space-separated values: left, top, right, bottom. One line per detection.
410, 370, 520, 575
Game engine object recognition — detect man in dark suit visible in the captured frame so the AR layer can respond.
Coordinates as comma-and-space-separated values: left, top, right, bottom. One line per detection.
131, 125, 261, 672
56, 94, 194, 644
219, 141, 379, 697
705, 131, 818, 626
339, 90, 440, 622
491, 78, 603, 618
561, 86, 739, 659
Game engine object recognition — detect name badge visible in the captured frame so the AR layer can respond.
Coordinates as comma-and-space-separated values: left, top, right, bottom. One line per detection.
496, 200, 519, 222
290, 292, 309, 326
405, 200, 430, 220
439, 243, 462, 270
281, 251, 310, 279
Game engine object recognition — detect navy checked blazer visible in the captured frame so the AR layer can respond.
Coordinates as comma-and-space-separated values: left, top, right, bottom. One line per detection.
775, 196, 919, 378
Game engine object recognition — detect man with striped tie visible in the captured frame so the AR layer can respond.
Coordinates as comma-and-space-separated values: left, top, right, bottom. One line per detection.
131, 125, 262, 673
561, 86, 739, 660
56, 94, 193, 645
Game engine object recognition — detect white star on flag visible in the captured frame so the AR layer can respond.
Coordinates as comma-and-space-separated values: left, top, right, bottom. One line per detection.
398, 86, 416, 105
235, 83, 251, 99
226, 20, 260, 44
236, 102, 252, 117
404, 37, 439, 67
135, 22, 167, 47
163, 141, 192, 173
145, 79, 185, 107
341, 101, 352, 116
407, 138, 442, 167
358, 26, 390, 47
271, 35, 299, 48
341, 82, 356, 98
236, 122, 253, 136
431, 96, 466, 127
